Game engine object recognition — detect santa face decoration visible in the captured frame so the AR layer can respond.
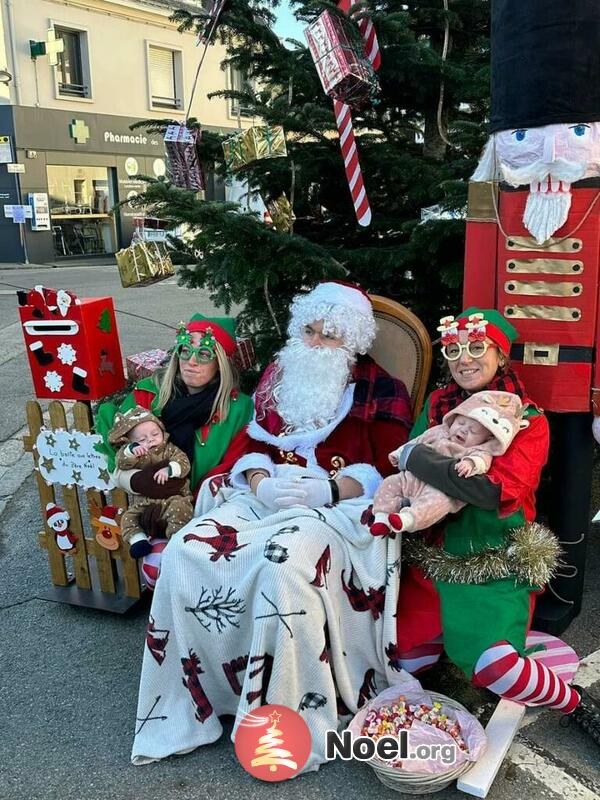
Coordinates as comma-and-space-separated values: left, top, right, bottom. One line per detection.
473, 121, 600, 243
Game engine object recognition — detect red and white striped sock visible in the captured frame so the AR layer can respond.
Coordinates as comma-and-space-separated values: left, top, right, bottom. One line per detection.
399, 637, 444, 674
473, 641, 580, 713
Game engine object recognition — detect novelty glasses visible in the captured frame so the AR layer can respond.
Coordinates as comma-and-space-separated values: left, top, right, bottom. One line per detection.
441, 340, 497, 361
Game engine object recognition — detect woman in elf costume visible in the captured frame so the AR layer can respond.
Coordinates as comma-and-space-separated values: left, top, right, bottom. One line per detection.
394, 307, 600, 740
96, 314, 253, 531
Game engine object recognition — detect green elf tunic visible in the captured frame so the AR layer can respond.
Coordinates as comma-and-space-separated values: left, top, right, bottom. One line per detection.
96, 377, 253, 491
398, 390, 551, 677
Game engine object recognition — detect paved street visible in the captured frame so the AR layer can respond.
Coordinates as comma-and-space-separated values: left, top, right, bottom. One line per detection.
0, 264, 599, 800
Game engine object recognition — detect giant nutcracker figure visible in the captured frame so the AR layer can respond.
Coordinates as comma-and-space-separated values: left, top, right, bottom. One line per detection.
464, 0, 600, 633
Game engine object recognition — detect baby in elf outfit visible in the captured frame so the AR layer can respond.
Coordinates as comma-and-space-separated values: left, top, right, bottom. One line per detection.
369, 390, 528, 536
109, 406, 194, 558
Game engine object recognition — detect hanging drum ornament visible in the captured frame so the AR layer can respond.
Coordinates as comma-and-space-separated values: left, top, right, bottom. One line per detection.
164, 125, 206, 191
305, 10, 379, 111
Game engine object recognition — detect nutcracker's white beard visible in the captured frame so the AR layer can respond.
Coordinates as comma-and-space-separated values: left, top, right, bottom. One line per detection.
274, 338, 354, 432
500, 158, 586, 244
522, 190, 572, 244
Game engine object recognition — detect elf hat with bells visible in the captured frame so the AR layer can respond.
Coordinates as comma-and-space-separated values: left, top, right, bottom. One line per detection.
443, 390, 529, 455
108, 406, 167, 447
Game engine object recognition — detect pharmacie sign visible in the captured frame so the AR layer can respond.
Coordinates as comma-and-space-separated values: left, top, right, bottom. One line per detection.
103, 130, 160, 147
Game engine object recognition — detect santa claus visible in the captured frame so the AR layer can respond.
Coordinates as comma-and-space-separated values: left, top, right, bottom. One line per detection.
131, 282, 413, 771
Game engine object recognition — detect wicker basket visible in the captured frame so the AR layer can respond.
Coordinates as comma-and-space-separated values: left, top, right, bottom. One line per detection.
365, 692, 475, 795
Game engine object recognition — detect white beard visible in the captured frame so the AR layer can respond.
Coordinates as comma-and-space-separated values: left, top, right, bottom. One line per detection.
523, 189, 572, 244
499, 157, 586, 243
274, 339, 354, 432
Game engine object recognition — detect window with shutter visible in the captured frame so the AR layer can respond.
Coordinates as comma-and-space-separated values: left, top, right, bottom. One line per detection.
56, 28, 86, 97
230, 66, 254, 117
149, 46, 179, 108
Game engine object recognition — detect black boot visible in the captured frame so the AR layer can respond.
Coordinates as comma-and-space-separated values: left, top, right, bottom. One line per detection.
561, 684, 600, 746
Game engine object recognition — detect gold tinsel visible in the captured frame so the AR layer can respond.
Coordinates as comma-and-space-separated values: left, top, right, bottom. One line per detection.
403, 522, 562, 586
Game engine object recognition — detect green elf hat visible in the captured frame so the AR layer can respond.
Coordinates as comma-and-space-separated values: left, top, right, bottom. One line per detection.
180, 314, 237, 357
456, 307, 518, 355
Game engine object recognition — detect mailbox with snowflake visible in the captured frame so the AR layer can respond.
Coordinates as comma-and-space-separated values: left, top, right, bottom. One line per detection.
18, 286, 126, 401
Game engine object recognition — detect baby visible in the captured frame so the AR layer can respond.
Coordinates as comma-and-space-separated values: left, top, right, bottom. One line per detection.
109, 406, 194, 558
369, 391, 528, 536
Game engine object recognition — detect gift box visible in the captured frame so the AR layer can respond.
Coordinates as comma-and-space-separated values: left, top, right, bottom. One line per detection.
164, 125, 206, 191
115, 241, 175, 288
305, 10, 378, 109
126, 349, 169, 382
266, 193, 295, 233
222, 125, 287, 172
234, 336, 255, 370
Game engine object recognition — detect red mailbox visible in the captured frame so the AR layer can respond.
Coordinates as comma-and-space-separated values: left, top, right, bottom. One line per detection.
18, 286, 126, 401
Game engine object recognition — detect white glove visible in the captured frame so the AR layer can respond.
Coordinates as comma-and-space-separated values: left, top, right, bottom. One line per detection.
296, 478, 333, 508
255, 477, 308, 509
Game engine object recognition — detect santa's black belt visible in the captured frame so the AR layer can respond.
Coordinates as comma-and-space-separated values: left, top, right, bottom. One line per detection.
511, 343, 593, 365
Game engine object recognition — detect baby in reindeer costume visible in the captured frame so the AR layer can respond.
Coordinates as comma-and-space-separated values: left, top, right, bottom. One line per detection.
370, 391, 528, 536
109, 406, 194, 558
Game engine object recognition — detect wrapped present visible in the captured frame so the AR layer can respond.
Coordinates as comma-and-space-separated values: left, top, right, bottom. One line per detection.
222, 130, 251, 173
266, 193, 296, 233
164, 125, 206, 191
126, 349, 169, 382
305, 10, 378, 109
234, 336, 255, 370
222, 125, 287, 172
115, 240, 174, 288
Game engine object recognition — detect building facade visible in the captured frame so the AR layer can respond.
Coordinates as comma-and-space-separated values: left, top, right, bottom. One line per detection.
0, 0, 251, 263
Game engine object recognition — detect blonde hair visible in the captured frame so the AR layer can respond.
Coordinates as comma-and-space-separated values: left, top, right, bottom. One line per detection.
154, 342, 237, 422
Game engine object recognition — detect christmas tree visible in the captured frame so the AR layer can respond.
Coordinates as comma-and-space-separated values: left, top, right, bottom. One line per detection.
134, 0, 490, 373
250, 711, 297, 772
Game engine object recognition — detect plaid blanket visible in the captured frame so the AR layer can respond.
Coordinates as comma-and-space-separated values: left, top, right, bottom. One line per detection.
132, 479, 402, 772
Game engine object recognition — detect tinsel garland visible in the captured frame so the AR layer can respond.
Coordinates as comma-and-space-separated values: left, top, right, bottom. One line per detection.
403, 522, 562, 586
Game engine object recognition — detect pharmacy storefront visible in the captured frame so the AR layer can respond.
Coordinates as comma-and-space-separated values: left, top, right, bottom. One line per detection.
0, 106, 171, 263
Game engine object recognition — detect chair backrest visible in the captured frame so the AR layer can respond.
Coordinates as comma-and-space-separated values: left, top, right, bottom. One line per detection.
368, 294, 433, 418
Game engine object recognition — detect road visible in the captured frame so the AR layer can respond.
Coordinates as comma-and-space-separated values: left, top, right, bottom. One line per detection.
0, 263, 598, 800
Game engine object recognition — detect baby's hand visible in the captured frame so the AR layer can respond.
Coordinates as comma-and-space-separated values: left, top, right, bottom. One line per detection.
388, 447, 402, 467
154, 467, 170, 484
132, 444, 149, 457
455, 458, 475, 478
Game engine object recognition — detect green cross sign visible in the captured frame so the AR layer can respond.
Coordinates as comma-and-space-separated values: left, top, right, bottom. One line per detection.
45, 29, 65, 67
29, 28, 65, 66
70, 119, 90, 144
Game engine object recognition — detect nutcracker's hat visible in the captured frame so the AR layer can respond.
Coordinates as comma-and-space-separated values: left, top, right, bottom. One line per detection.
490, 0, 600, 133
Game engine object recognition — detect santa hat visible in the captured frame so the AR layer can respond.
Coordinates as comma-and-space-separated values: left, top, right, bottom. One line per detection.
46, 502, 69, 526
443, 390, 529, 455
97, 505, 122, 527
288, 281, 377, 354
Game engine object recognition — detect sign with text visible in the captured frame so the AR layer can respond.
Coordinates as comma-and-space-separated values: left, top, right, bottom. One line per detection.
35, 428, 114, 490
7, 163, 25, 174
4, 204, 33, 223
0, 135, 12, 164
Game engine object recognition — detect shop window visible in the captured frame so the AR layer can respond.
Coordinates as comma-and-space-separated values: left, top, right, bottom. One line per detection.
229, 66, 255, 118
148, 45, 183, 110
55, 27, 92, 99
47, 165, 117, 257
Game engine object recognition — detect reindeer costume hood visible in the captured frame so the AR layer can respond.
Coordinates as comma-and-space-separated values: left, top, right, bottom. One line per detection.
108, 405, 167, 446
443, 390, 529, 456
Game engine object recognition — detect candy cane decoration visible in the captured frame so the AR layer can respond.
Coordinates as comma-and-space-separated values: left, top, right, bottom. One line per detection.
338, 0, 381, 70
334, 1, 381, 227
334, 98, 372, 226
